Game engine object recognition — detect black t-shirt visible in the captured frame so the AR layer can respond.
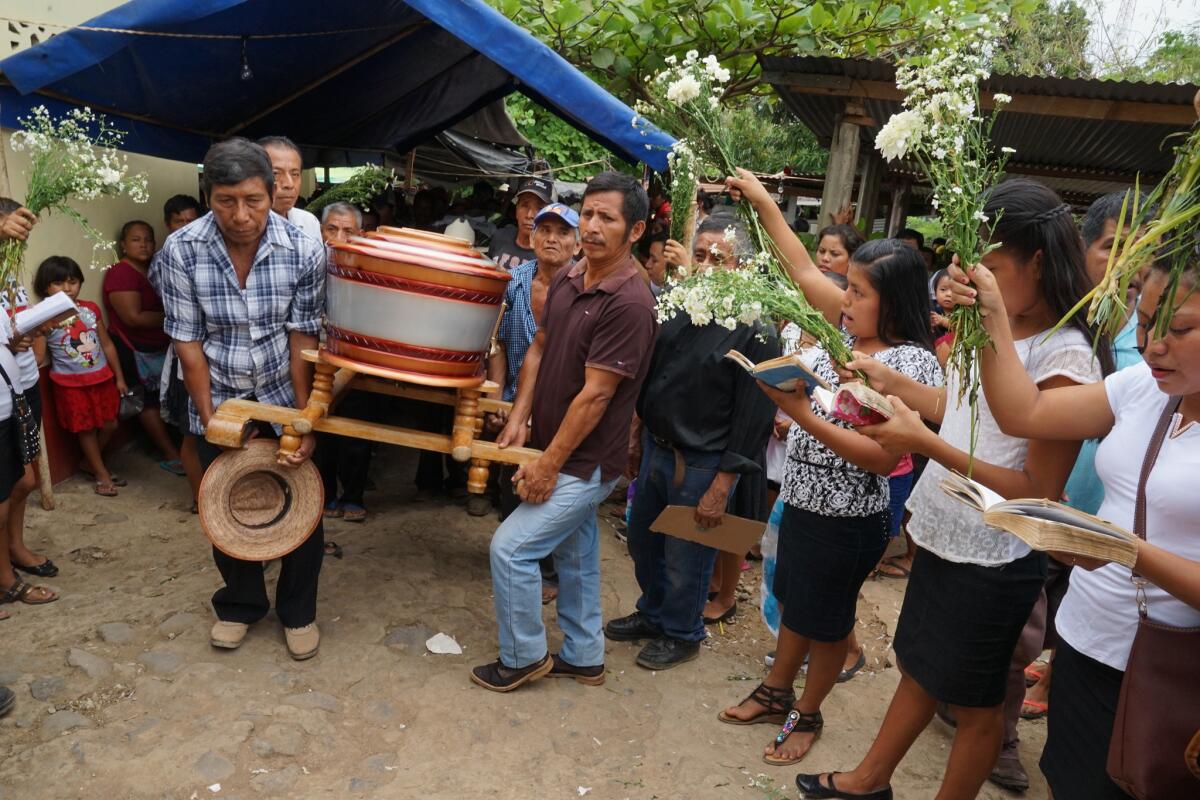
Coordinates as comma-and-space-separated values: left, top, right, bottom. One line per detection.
487, 226, 535, 272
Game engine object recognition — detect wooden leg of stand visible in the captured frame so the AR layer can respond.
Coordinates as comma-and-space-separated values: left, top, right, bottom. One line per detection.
277, 425, 303, 466
451, 388, 480, 462
292, 359, 337, 434
468, 458, 489, 495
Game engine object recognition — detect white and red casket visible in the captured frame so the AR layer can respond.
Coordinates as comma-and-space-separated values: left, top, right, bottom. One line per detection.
325, 226, 510, 386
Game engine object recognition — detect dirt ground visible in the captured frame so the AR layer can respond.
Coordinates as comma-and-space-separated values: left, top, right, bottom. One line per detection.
0, 444, 1048, 799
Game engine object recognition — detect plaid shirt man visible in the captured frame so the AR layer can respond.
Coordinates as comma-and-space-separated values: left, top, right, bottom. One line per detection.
158, 211, 325, 435
496, 259, 539, 402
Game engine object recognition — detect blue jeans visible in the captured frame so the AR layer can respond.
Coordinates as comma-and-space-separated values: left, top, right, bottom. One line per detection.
626, 435, 736, 643
490, 467, 617, 669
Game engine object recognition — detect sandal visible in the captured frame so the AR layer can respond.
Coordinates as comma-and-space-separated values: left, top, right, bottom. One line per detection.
1, 578, 58, 605
876, 557, 911, 579
0, 608, 10, 621
341, 504, 367, 523
541, 585, 558, 605
94, 481, 119, 497
763, 708, 824, 766
159, 459, 187, 476
81, 468, 127, 487
717, 682, 797, 726
323, 541, 343, 559
1020, 699, 1049, 720
1024, 662, 1047, 686
323, 502, 343, 519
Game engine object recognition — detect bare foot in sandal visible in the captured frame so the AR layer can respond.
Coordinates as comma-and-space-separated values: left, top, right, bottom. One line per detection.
718, 682, 796, 725
763, 708, 824, 765
0, 578, 58, 605
94, 481, 119, 497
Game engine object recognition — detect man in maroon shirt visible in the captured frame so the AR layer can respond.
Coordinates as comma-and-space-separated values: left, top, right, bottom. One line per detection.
470, 173, 657, 692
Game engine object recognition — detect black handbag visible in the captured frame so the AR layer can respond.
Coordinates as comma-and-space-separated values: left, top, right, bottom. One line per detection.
118, 384, 145, 421
0, 362, 40, 464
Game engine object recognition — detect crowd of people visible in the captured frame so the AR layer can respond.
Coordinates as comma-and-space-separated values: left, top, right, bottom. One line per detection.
0, 134, 1197, 800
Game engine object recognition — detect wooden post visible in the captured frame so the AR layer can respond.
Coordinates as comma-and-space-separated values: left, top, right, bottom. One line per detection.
817, 112, 863, 229
856, 154, 884, 236
450, 387, 481, 463
887, 182, 912, 237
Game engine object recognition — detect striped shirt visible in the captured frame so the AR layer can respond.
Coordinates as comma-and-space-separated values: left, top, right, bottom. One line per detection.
157, 211, 325, 434
496, 259, 539, 402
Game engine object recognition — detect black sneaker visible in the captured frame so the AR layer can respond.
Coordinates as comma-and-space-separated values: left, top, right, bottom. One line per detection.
545, 653, 605, 686
604, 611, 663, 642
635, 637, 700, 670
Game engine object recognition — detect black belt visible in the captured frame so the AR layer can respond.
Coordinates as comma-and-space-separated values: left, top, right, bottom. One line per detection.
648, 433, 687, 487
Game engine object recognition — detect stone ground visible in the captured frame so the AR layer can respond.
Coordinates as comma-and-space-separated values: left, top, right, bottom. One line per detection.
0, 444, 1048, 799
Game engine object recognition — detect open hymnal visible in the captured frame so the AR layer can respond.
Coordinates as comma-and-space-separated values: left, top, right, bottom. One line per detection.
13, 292, 78, 337
812, 382, 894, 426
939, 471, 1139, 567
725, 349, 831, 394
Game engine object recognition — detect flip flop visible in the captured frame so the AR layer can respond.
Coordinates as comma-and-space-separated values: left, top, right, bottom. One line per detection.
341, 504, 367, 523
323, 541, 343, 559
323, 502, 344, 519
80, 468, 127, 487
876, 557, 911, 578
0, 608, 10, 621
1024, 662, 1047, 686
1020, 699, 1049, 720
159, 459, 187, 476
94, 481, 119, 497
762, 709, 824, 766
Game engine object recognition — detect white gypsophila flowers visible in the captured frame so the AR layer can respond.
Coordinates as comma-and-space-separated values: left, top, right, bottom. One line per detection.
875, 109, 924, 161
666, 74, 702, 104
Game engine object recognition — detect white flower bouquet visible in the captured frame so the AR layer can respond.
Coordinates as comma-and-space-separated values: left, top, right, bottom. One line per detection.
874, 10, 1014, 459
4, 106, 149, 297
666, 139, 700, 254
639, 52, 854, 367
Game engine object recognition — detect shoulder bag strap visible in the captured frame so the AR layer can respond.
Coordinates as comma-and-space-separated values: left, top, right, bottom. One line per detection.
1131, 394, 1183, 598
0, 360, 18, 398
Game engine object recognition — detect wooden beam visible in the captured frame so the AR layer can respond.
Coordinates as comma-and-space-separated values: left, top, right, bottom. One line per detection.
818, 114, 862, 228
351, 375, 511, 415
887, 181, 911, 237
856, 153, 885, 233
760, 72, 1197, 126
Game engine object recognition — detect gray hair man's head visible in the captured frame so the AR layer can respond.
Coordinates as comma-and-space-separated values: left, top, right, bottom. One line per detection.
697, 214, 753, 262
201, 137, 274, 197
320, 202, 363, 227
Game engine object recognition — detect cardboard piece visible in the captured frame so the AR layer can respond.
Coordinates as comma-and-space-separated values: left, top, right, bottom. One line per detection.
650, 505, 766, 555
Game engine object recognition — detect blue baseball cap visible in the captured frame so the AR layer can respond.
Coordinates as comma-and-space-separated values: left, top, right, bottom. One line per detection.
533, 202, 579, 229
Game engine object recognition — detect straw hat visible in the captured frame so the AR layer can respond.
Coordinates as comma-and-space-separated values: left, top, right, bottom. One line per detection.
198, 439, 324, 561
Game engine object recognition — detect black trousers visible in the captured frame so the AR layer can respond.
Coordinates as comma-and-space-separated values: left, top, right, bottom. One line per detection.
198, 424, 323, 628
315, 390, 375, 507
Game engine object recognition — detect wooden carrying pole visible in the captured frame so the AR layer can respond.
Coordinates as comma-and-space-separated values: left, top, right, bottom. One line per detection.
0, 113, 54, 510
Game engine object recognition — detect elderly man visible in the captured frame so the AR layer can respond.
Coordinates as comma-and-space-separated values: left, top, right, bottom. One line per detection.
470, 172, 657, 692
320, 202, 362, 244
487, 176, 552, 271
257, 135, 322, 243
158, 137, 326, 661
606, 217, 780, 670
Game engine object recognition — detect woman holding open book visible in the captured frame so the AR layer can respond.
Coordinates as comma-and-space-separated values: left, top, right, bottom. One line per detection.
797, 180, 1109, 800
945, 250, 1200, 800
717, 171, 941, 770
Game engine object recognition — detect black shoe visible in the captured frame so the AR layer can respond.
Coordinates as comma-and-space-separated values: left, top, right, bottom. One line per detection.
703, 601, 737, 625
469, 653, 552, 693
545, 653, 605, 686
0, 685, 14, 718
466, 495, 492, 517
13, 559, 58, 578
604, 611, 663, 642
635, 637, 700, 670
796, 773, 892, 799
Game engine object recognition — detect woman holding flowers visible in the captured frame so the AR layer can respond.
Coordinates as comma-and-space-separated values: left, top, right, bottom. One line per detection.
717, 171, 941, 768
795, 180, 1109, 800
946, 246, 1200, 799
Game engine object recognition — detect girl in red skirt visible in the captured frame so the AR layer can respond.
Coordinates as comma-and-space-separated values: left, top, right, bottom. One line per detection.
33, 257, 128, 496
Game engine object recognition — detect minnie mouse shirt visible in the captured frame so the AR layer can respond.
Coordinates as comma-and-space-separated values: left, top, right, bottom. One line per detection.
46, 300, 113, 387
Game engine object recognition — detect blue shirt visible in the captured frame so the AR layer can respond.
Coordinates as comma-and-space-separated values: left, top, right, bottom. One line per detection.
496, 259, 539, 402
157, 212, 325, 434
1063, 314, 1141, 514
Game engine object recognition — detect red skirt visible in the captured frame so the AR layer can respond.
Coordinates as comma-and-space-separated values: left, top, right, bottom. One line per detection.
53, 380, 119, 433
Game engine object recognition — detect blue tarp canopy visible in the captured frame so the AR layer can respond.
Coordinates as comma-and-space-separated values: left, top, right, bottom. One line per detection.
0, 0, 673, 170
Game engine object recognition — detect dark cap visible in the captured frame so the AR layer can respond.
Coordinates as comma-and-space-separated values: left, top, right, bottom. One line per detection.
515, 176, 553, 204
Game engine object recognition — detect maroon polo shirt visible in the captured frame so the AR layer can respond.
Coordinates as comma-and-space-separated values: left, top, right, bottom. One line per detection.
530, 254, 657, 482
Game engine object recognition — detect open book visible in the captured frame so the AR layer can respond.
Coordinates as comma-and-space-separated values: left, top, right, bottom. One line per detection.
812, 382, 894, 426
725, 349, 831, 394
940, 471, 1139, 567
13, 292, 78, 337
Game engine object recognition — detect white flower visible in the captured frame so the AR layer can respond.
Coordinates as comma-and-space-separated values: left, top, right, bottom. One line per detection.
1001, 146, 1016, 154
951, 185, 964, 195
684, 50, 699, 64
993, 93, 1012, 104
664, 55, 677, 65
666, 74, 702, 104
98, 167, 123, 186
875, 110, 924, 161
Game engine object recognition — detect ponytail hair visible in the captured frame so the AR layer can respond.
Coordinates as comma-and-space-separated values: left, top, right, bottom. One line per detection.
984, 179, 1114, 375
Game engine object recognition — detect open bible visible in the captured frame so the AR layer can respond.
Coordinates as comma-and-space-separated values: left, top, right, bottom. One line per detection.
812, 382, 894, 426
725, 349, 831, 394
939, 471, 1139, 567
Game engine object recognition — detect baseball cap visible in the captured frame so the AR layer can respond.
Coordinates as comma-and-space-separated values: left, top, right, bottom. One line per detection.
515, 176, 554, 204
533, 202, 579, 229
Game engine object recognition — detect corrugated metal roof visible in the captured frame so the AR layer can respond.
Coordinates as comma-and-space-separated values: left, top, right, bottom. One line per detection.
761, 55, 1198, 196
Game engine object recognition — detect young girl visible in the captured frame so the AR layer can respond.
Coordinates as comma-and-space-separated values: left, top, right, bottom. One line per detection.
948, 253, 1200, 799
930, 268, 955, 367
33, 256, 128, 497
717, 170, 942, 768
796, 179, 1111, 800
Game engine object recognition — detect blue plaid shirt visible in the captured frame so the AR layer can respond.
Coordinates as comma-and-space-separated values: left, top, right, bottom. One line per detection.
497, 259, 539, 402
157, 212, 325, 434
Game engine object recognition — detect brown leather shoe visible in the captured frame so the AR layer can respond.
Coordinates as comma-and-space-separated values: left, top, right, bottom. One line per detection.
545, 653, 605, 686
469, 653, 552, 693
285, 623, 320, 661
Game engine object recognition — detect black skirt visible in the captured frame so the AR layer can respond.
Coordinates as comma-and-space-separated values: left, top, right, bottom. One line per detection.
0, 416, 24, 503
774, 504, 890, 642
1040, 640, 1133, 800
894, 546, 1047, 707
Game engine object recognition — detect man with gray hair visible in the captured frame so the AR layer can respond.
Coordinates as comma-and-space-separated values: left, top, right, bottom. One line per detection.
158, 136, 327, 661
606, 213, 779, 670
319, 202, 362, 244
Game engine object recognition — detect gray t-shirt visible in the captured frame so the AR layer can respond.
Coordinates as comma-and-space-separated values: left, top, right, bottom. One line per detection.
487, 226, 534, 272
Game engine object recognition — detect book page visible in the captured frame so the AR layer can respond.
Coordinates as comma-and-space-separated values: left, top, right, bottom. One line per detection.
1000, 502, 1136, 541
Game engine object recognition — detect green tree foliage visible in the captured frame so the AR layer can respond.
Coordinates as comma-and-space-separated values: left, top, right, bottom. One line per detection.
504, 95, 624, 181
1107, 29, 1200, 84
720, 102, 827, 174
993, 0, 1093, 78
